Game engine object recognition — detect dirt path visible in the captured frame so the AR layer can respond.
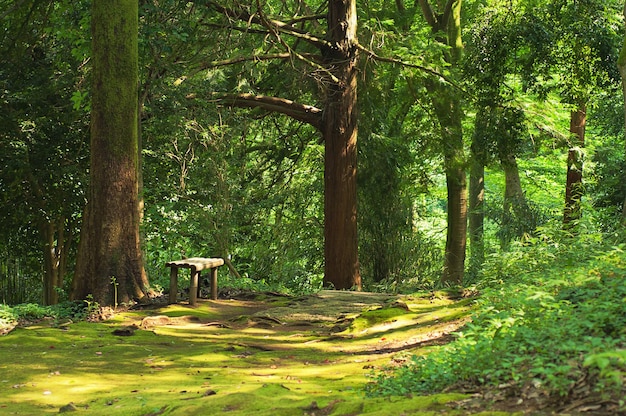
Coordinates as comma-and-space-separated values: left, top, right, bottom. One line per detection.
132, 290, 470, 354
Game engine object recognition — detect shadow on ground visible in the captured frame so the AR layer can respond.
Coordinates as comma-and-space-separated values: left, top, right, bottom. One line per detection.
0, 290, 516, 416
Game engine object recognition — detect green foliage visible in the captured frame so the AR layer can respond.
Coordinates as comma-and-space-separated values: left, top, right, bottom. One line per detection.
367, 225, 626, 402
0, 298, 100, 326
0, 0, 90, 304
1, 0, 625, 306
0, 304, 18, 326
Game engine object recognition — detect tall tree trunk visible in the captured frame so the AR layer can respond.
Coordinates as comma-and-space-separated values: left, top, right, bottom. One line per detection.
468, 144, 484, 274
564, 106, 586, 226
197, 1, 361, 290
441, 117, 467, 285
420, 0, 467, 285
502, 153, 528, 215
72, 0, 149, 306
322, 0, 361, 290
430, 85, 467, 284
618, 1, 626, 222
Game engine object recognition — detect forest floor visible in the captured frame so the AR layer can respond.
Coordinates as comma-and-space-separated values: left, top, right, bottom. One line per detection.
1, 290, 546, 415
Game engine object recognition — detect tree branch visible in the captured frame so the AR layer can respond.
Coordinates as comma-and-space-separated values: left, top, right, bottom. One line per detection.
356, 43, 468, 94
203, 93, 323, 130
417, 0, 438, 29
205, 1, 331, 50
175, 52, 319, 83
440, 0, 456, 32
286, 14, 326, 25
201, 2, 338, 82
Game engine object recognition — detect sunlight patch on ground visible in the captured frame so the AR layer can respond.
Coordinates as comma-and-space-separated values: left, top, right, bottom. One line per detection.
0, 291, 483, 415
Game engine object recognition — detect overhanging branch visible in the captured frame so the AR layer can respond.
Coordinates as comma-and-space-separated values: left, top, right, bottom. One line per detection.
356, 43, 468, 95
205, 1, 331, 50
175, 52, 321, 84
204, 93, 323, 130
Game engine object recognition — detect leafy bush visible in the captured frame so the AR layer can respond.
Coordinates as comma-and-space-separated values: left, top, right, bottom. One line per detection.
0, 298, 100, 328
366, 227, 626, 404
0, 304, 18, 326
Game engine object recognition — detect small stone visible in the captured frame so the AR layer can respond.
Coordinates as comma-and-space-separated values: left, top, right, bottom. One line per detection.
59, 402, 78, 412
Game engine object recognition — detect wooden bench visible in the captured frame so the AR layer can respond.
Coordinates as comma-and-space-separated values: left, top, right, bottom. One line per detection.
166, 257, 224, 305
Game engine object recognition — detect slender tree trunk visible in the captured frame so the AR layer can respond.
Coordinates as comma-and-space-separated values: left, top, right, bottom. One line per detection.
322, 0, 361, 290
442, 127, 467, 285
26, 172, 74, 305
500, 152, 530, 250
429, 85, 467, 284
564, 106, 586, 226
420, 0, 467, 285
618, 1, 626, 221
469, 145, 484, 273
40, 218, 71, 305
502, 153, 528, 214
72, 0, 149, 305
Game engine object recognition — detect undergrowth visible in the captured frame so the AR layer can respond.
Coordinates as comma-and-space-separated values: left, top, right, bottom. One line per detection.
366, 221, 626, 407
0, 297, 99, 328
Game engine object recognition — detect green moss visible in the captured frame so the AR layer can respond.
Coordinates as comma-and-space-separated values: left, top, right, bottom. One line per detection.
0, 295, 506, 415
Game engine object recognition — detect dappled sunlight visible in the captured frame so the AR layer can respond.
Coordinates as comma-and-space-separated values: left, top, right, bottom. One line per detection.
0, 291, 475, 414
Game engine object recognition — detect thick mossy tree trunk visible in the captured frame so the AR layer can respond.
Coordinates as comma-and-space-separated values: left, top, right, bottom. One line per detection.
563, 106, 586, 226
72, 0, 149, 305
322, 0, 361, 290
419, 0, 467, 285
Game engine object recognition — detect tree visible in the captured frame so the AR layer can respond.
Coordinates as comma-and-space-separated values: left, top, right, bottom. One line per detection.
417, 0, 467, 284
71, 0, 149, 305
619, 0, 626, 221
322, 0, 361, 290
533, 0, 620, 226
188, 0, 362, 290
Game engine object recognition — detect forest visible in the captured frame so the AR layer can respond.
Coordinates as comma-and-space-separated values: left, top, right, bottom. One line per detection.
2, 0, 626, 414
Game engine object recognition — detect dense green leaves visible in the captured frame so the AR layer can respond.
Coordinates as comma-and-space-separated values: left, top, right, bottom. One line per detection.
367, 226, 626, 402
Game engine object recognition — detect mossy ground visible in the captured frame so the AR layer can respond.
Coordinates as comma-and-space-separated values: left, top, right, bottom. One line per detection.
0, 291, 518, 415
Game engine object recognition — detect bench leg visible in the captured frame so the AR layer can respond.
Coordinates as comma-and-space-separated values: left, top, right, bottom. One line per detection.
168, 267, 178, 304
210, 267, 218, 300
189, 267, 199, 306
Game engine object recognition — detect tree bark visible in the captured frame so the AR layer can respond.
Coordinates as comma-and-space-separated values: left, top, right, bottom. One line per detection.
195, 0, 362, 290
619, 1, 626, 222
72, 0, 149, 305
500, 152, 530, 250
468, 146, 484, 273
441, 125, 467, 285
40, 218, 72, 305
322, 0, 361, 290
563, 106, 586, 226
420, 0, 467, 285
502, 154, 527, 215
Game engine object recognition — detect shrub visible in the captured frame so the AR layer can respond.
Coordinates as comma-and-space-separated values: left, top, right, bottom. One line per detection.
366, 228, 626, 404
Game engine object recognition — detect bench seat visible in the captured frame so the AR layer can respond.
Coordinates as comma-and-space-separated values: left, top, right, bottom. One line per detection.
166, 257, 224, 305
